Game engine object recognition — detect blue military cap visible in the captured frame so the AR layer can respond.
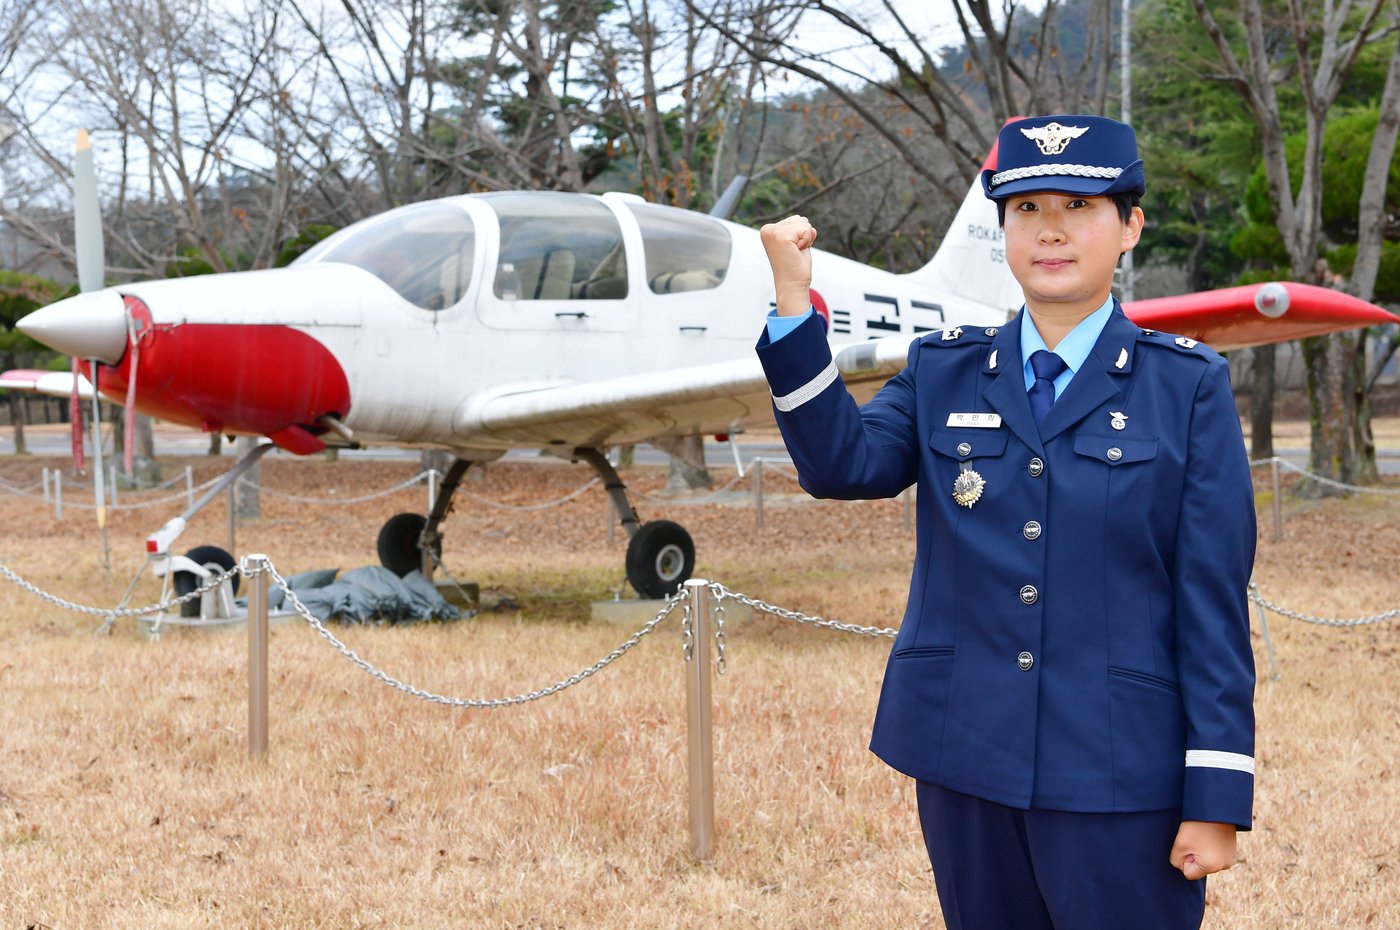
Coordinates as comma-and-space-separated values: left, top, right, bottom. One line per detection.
981, 114, 1145, 200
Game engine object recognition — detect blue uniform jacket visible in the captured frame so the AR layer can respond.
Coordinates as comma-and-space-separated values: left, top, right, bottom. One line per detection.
755, 305, 1257, 829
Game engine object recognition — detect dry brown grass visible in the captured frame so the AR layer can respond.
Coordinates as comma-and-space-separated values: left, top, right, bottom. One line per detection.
1, 450, 1398, 929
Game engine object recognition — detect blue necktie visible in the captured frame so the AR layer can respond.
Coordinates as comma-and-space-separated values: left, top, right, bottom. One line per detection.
1028, 350, 1068, 426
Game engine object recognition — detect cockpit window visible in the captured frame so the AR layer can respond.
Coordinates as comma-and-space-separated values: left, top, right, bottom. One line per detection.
308, 202, 475, 311
484, 193, 628, 300
626, 203, 731, 294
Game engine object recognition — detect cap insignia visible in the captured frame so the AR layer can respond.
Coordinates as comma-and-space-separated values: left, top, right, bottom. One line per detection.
1021, 122, 1089, 156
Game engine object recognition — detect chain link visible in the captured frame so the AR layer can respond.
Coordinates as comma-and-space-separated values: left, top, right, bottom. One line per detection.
1274, 459, 1400, 496
0, 562, 239, 618
1248, 584, 1400, 628
266, 562, 686, 707
681, 601, 694, 662
460, 476, 601, 511
637, 470, 748, 505
709, 582, 899, 639
236, 472, 431, 505
713, 596, 727, 674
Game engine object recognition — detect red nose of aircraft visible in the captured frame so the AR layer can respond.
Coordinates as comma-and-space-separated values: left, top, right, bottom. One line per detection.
17, 284, 352, 455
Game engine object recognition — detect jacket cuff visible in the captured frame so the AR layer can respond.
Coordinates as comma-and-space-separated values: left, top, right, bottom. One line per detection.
1181, 756, 1254, 830
755, 309, 836, 400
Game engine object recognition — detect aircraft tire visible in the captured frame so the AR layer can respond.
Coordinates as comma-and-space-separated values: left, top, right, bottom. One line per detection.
173, 544, 239, 618
377, 512, 439, 577
625, 520, 695, 599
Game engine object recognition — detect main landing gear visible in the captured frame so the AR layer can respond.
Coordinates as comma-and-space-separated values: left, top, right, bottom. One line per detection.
375, 447, 695, 599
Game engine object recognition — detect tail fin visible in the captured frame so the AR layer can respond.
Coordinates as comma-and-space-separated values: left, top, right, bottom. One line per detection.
902, 144, 1024, 316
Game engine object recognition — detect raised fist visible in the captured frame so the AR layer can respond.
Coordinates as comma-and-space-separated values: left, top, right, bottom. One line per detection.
760, 215, 817, 316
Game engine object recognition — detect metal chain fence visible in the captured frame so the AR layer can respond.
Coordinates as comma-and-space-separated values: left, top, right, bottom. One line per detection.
236, 472, 433, 506
3, 558, 1395, 707
257, 560, 687, 707
1247, 585, 1400, 628
1250, 456, 1400, 496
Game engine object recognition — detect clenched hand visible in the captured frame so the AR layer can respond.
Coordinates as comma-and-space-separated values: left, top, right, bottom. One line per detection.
760, 215, 817, 316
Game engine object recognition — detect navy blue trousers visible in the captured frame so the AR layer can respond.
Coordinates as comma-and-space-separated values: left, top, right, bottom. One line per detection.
916, 782, 1206, 930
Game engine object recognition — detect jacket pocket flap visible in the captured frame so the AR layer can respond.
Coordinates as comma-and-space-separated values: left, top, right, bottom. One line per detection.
928, 429, 1010, 460
1073, 434, 1158, 465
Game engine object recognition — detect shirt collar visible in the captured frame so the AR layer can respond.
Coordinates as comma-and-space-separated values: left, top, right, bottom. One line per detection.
1020, 294, 1116, 376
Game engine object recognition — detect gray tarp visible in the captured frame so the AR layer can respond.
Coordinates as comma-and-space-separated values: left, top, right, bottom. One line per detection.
243, 567, 461, 623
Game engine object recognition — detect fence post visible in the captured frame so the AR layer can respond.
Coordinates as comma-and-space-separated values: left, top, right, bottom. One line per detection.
186, 466, 194, 510
248, 555, 270, 758
1250, 583, 1282, 682
54, 472, 62, 520
753, 458, 764, 529
42, 467, 49, 505
427, 468, 438, 514
1270, 458, 1282, 543
683, 578, 715, 860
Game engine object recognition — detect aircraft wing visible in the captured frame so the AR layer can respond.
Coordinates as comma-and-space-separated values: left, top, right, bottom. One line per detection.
1123, 282, 1397, 352
458, 334, 917, 447
0, 369, 95, 400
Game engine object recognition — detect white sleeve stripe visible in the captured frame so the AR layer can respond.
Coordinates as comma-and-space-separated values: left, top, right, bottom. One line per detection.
1185, 750, 1255, 775
772, 360, 840, 412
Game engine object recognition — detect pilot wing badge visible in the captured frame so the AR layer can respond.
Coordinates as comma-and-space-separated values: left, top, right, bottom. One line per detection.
1021, 121, 1089, 156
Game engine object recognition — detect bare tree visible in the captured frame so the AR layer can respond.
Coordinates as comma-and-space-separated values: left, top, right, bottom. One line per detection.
1187, 0, 1393, 491
690, 0, 1119, 197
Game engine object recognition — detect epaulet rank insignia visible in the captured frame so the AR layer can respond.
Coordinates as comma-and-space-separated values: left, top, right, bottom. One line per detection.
931, 325, 999, 347
1174, 336, 1199, 350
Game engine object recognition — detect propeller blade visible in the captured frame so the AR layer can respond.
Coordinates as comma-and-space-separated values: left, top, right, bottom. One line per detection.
69, 356, 85, 474
123, 309, 137, 475
74, 129, 105, 294
709, 174, 749, 220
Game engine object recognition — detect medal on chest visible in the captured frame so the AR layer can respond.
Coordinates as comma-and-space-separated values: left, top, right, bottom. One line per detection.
952, 464, 985, 508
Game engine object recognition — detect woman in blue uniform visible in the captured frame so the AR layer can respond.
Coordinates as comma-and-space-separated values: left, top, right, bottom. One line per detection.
754, 115, 1256, 930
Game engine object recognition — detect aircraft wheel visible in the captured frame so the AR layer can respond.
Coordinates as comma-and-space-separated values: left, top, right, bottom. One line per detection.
173, 544, 239, 618
625, 520, 695, 599
377, 512, 439, 577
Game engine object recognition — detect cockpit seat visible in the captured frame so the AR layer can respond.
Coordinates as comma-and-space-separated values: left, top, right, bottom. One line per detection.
519, 248, 576, 300
651, 269, 721, 293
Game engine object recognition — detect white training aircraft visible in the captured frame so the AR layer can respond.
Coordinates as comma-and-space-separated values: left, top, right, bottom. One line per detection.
6, 147, 1395, 599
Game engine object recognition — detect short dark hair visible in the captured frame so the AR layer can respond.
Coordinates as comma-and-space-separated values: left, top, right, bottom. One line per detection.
996, 190, 1142, 227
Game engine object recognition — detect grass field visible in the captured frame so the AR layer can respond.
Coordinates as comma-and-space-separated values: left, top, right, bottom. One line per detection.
1, 452, 1397, 929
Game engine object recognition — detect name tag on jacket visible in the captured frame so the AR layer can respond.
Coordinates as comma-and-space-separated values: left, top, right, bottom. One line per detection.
945, 413, 1003, 429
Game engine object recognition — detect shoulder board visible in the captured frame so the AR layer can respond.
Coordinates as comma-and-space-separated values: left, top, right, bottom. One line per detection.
1136, 329, 1220, 361
921, 325, 1000, 347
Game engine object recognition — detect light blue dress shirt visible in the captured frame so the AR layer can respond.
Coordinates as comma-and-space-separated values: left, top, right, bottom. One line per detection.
764, 308, 813, 341
765, 296, 1115, 401
1018, 295, 1115, 400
